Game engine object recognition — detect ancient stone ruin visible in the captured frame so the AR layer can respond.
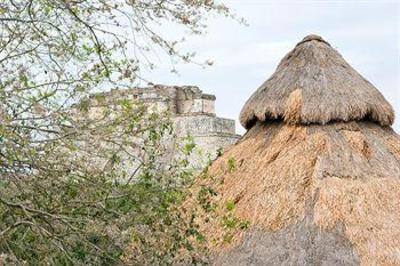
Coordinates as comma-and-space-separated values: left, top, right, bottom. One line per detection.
132, 85, 240, 158
87, 85, 240, 169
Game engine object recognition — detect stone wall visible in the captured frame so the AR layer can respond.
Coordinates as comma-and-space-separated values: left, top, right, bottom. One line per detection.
87, 85, 240, 170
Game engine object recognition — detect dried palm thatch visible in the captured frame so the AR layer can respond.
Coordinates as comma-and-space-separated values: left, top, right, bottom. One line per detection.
184, 35, 400, 266
187, 122, 400, 265
240, 34, 395, 129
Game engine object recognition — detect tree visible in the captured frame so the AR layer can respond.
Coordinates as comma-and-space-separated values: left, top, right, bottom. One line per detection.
0, 1, 235, 264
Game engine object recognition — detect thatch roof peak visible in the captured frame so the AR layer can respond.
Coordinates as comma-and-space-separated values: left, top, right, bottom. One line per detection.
240, 35, 395, 129
296, 34, 331, 46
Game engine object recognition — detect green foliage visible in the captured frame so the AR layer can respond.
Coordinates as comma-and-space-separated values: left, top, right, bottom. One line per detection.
0, 0, 238, 264
220, 200, 250, 245
0, 106, 205, 265
225, 200, 236, 211
183, 134, 196, 155
227, 157, 236, 172
222, 214, 240, 229
239, 220, 250, 230
197, 186, 218, 213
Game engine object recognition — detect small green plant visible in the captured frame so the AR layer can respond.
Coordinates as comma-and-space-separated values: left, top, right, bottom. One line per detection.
220, 199, 250, 245
197, 186, 218, 212
227, 157, 236, 172
225, 200, 236, 211
222, 214, 239, 229
183, 134, 196, 155
238, 220, 250, 230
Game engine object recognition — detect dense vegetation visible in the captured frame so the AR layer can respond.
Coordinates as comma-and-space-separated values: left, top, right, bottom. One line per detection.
0, 1, 236, 264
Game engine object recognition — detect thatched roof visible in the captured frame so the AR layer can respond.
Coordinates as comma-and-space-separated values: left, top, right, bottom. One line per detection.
186, 121, 400, 265
184, 35, 400, 266
240, 34, 395, 129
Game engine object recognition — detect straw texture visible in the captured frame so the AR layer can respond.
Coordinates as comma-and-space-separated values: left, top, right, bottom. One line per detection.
188, 121, 400, 266
240, 35, 395, 128
185, 35, 399, 266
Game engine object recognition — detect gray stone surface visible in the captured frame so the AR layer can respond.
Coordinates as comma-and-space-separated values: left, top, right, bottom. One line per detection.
88, 85, 240, 170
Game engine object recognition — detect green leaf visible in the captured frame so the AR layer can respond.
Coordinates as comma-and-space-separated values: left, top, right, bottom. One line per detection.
226, 200, 235, 211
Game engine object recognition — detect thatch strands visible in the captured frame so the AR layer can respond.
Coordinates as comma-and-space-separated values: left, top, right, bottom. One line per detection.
240, 35, 395, 129
187, 121, 400, 265
185, 35, 400, 266
314, 177, 400, 266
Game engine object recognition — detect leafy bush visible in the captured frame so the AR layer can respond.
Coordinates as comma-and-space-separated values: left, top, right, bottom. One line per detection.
0, 100, 206, 265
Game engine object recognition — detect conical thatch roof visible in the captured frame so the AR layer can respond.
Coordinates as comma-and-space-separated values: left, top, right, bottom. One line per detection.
240, 34, 395, 129
184, 35, 400, 266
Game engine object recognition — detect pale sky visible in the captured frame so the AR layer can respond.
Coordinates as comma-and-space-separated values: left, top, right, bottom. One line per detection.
144, 0, 400, 134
